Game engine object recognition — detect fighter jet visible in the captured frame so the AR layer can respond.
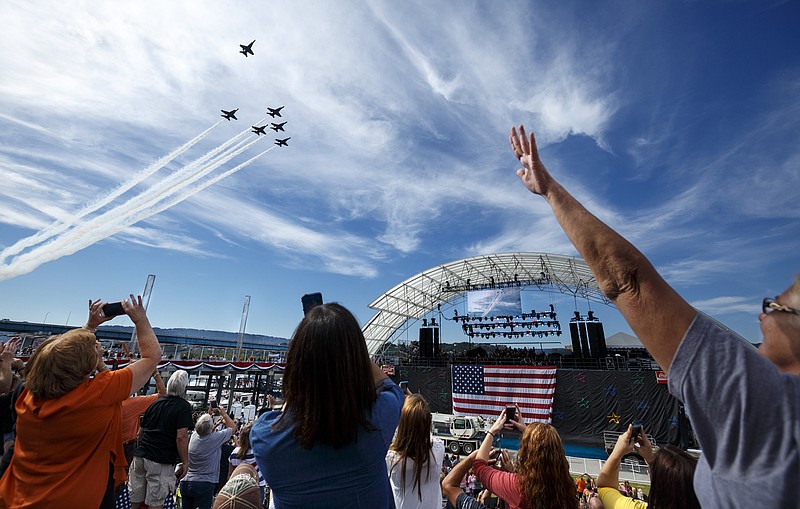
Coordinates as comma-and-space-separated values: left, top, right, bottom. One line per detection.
267, 106, 284, 118
239, 40, 255, 57
221, 109, 239, 121
274, 137, 291, 147
270, 122, 287, 132
251, 125, 268, 136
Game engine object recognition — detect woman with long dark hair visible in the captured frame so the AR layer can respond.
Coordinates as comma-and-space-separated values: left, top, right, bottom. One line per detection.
386, 394, 445, 508
250, 303, 403, 508
474, 409, 576, 509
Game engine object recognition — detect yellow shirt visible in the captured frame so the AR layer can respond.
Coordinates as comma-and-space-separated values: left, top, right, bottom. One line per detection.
599, 487, 648, 509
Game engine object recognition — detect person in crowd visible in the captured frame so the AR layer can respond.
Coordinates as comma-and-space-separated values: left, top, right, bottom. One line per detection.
216, 437, 236, 494
474, 408, 575, 509
250, 303, 404, 508
212, 463, 262, 509
509, 124, 799, 507
442, 450, 512, 509
597, 425, 698, 509
180, 404, 236, 509
129, 369, 193, 509
575, 475, 587, 497
228, 421, 266, 498
386, 393, 445, 508
0, 296, 160, 509
0, 337, 22, 455
115, 366, 167, 508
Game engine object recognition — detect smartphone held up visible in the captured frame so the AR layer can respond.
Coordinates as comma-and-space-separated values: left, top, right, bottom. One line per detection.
102, 302, 126, 317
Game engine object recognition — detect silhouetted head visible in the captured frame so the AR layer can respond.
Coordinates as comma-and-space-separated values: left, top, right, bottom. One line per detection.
649, 445, 700, 509
514, 422, 575, 509
25, 328, 99, 399
275, 303, 375, 449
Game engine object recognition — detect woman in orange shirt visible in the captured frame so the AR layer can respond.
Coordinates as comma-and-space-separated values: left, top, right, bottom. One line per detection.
0, 295, 161, 509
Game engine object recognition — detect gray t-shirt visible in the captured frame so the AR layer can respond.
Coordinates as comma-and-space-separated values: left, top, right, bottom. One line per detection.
669, 312, 799, 508
183, 427, 234, 484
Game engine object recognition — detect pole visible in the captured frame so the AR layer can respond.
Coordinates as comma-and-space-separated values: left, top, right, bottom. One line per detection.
227, 295, 251, 413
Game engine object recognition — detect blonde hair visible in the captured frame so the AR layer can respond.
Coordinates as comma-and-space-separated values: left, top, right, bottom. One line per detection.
389, 394, 434, 500
237, 421, 254, 459
514, 423, 576, 509
25, 329, 98, 399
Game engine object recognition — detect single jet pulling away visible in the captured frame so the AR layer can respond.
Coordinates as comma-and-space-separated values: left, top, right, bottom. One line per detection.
270, 122, 287, 132
251, 125, 267, 135
239, 40, 255, 57
267, 106, 284, 118
221, 109, 239, 121
274, 137, 291, 147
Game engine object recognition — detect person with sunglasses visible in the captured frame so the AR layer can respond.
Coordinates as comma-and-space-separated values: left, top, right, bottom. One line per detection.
509, 124, 798, 509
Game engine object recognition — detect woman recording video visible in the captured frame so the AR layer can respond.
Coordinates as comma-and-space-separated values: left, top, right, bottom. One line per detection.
250, 303, 403, 508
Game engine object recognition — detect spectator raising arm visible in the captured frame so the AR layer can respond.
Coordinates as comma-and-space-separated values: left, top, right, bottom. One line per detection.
510, 126, 696, 373
0, 338, 20, 395
153, 369, 166, 397
442, 451, 483, 508
121, 295, 161, 393
597, 425, 633, 490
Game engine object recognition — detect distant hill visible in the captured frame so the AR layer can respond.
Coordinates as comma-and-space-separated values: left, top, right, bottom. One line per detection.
101, 324, 288, 347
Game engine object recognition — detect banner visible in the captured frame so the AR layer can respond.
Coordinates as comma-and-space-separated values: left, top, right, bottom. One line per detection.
451, 364, 556, 422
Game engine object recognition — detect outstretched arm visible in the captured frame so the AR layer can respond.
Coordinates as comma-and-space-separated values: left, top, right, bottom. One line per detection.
121, 295, 161, 393
510, 126, 696, 373
442, 451, 477, 506
597, 425, 634, 488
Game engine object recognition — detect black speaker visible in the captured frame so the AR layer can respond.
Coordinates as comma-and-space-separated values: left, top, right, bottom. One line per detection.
433, 327, 440, 357
301, 293, 323, 315
586, 321, 607, 358
569, 322, 583, 357
419, 327, 433, 358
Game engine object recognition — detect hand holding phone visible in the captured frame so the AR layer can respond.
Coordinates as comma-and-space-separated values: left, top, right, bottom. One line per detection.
630, 420, 643, 443
505, 406, 516, 426
210, 400, 219, 409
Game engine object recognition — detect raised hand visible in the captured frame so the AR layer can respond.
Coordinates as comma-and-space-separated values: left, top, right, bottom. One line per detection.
510, 125, 557, 197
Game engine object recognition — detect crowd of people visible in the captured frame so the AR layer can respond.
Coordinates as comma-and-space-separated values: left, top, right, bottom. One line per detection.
0, 125, 797, 508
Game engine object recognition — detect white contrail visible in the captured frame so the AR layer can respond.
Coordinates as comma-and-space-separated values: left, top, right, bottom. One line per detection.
0, 120, 224, 261
2, 124, 255, 266
12, 134, 265, 268
0, 147, 274, 281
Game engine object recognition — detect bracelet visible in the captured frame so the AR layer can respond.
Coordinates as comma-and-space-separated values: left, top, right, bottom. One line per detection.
487, 431, 495, 438
83, 325, 97, 333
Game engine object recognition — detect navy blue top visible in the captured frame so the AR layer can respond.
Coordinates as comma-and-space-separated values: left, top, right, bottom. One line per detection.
251, 378, 403, 509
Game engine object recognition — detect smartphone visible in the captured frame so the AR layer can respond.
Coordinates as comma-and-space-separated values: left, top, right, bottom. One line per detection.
102, 302, 125, 317
301, 292, 323, 315
399, 381, 409, 391
210, 400, 219, 409
505, 406, 516, 423
631, 420, 643, 442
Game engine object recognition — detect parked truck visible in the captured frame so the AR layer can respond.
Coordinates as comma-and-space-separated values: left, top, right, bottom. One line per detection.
432, 412, 492, 455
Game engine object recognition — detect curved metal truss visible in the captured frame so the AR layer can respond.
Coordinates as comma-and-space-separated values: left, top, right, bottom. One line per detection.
363, 252, 612, 355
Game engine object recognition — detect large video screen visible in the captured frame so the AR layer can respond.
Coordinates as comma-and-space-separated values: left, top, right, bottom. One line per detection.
466, 287, 522, 317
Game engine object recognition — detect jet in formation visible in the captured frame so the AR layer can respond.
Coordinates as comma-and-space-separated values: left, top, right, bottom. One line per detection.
251, 125, 268, 136
270, 122, 287, 132
221, 109, 239, 121
240, 40, 255, 57
267, 106, 284, 118
274, 137, 291, 147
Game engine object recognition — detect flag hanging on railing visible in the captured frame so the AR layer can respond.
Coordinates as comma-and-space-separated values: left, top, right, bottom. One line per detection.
451, 364, 557, 423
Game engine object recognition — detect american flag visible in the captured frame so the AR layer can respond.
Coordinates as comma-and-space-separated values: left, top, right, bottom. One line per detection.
451, 365, 557, 423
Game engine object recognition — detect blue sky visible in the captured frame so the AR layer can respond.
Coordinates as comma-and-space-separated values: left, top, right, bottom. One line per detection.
0, 0, 797, 347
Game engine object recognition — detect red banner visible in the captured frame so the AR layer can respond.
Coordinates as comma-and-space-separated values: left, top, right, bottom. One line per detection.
655, 371, 668, 384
